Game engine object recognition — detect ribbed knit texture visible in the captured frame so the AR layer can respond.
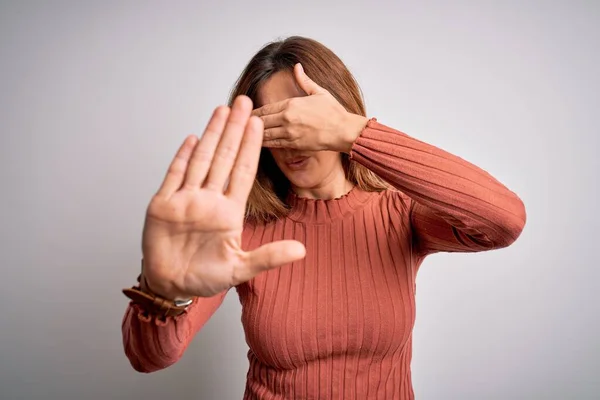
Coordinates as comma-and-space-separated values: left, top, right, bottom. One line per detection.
122, 119, 526, 399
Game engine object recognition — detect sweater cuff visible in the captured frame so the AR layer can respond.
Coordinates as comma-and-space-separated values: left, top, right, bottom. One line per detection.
129, 301, 188, 326
349, 117, 389, 159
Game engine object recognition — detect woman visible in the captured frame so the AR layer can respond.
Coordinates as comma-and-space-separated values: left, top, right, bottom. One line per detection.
121, 36, 526, 399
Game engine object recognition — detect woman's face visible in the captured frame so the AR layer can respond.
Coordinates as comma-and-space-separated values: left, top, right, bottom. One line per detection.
255, 71, 345, 191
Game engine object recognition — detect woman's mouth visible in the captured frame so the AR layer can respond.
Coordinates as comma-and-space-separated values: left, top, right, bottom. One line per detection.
285, 157, 310, 170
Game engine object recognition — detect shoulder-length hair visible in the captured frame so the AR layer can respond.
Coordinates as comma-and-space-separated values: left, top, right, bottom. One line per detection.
228, 36, 389, 223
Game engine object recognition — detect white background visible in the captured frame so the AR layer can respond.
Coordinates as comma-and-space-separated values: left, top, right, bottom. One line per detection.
1, 1, 598, 399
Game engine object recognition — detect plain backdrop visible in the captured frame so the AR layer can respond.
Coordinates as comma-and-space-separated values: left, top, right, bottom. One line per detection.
1, 1, 598, 399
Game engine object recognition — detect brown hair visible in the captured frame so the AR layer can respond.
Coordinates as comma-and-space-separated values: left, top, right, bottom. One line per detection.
228, 36, 389, 223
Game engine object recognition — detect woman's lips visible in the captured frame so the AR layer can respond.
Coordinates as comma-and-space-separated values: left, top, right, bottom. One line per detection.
285, 157, 310, 170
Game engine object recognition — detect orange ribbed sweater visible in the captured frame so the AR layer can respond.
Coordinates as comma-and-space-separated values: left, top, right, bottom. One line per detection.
122, 119, 526, 399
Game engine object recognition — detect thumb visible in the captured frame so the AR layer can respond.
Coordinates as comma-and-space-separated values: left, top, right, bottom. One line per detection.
294, 63, 324, 95
234, 240, 306, 283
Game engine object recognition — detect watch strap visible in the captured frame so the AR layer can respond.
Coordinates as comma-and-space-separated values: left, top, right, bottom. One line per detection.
122, 284, 191, 318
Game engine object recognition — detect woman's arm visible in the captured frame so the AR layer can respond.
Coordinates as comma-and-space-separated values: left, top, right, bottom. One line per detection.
122, 290, 228, 372
122, 95, 306, 372
349, 118, 526, 256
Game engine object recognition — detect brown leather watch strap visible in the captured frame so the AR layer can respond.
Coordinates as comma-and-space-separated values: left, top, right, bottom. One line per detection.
122, 285, 190, 318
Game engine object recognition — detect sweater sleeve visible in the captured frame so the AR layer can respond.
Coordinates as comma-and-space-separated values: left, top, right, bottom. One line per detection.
350, 118, 526, 256
121, 290, 228, 373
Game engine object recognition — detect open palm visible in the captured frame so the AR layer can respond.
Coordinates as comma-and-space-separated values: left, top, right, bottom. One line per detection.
141, 96, 306, 300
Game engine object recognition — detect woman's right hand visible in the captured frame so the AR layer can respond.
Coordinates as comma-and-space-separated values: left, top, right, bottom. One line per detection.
140, 96, 306, 300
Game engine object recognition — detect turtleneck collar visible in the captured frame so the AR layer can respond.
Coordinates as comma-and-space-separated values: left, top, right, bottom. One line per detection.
285, 186, 376, 224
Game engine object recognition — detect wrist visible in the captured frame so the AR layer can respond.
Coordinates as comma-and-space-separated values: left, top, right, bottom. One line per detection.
340, 113, 369, 153
122, 261, 195, 318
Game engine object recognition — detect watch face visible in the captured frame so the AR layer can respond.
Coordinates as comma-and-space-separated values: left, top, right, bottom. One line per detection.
174, 298, 193, 307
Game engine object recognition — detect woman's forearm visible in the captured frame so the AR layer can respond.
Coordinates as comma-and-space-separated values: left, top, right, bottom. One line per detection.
122, 291, 228, 372
350, 118, 526, 254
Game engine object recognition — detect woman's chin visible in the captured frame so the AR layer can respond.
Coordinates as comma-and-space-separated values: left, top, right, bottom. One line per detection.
285, 173, 318, 190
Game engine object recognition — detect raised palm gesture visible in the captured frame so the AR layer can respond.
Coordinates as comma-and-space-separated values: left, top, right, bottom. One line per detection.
141, 96, 306, 300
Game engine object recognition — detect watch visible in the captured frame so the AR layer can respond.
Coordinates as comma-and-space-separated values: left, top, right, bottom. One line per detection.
122, 260, 194, 318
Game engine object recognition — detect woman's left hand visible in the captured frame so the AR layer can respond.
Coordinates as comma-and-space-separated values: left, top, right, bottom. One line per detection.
252, 63, 369, 153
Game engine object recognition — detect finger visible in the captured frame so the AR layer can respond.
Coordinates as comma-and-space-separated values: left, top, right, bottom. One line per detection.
260, 112, 285, 129
226, 116, 263, 203
204, 96, 253, 191
262, 139, 290, 148
233, 240, 306, 284
263, 126, 287, 141
183, 106, 231, 188
294, 63, 325, 95
157, 135, 199, 197
252, 100, 288, 117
